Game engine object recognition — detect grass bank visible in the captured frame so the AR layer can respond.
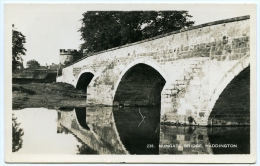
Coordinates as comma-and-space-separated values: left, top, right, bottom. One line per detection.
12, 82, 88, 110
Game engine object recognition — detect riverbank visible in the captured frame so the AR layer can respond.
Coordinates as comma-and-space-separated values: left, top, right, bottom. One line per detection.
12, 82, 88, 110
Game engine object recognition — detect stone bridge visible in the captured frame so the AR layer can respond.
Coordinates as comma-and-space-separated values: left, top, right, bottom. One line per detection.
57, 16, 250, 126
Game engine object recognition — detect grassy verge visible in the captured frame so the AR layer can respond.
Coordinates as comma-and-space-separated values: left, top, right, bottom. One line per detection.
12, 82, 88, 110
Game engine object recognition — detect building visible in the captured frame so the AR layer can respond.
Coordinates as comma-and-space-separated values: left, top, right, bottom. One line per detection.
59, 49, 82, 66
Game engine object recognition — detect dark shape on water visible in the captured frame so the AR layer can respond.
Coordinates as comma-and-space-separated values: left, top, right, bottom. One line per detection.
58, 107, 75, 111
207, 127, 250, 154
113, 107, 161, 154
76, 139, 98, 155
75, 107, 90, 130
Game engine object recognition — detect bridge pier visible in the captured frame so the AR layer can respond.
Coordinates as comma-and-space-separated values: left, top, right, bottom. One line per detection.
161, 58, 210, 126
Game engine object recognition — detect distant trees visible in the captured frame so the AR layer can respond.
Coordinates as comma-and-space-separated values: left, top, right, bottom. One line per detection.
26, 59, 40, 69
79, 11, 194, 54
12, 24, 27, 71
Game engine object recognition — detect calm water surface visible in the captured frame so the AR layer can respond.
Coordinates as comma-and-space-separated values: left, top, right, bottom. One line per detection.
12, 107, 250, 155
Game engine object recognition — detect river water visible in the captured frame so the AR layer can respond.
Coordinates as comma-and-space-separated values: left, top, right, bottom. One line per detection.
12, 107, 250, 155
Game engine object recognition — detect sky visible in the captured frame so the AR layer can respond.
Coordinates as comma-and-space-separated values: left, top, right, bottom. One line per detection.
6, 4, 253, 66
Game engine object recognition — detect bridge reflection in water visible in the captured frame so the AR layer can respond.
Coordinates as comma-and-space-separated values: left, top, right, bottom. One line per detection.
113, 107, 160, 154
57, 107, 250, 155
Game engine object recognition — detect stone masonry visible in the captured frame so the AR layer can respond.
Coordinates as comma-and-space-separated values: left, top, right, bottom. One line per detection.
60, 49, 81, 65
57, 16, 250, 126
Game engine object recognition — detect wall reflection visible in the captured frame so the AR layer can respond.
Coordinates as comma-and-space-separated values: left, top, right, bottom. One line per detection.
160, 126, 212, 154
57, 107, 128, 154
74, 107, 90, 130
160, 126, 250, 154
56, 107, 250, 155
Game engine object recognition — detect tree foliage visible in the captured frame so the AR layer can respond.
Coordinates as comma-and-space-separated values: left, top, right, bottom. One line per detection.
12, 25, 27, 71
12, 114, 24, 152
26, 59, 40, 69
140, 11, 194, 39
79, 11, 194, 54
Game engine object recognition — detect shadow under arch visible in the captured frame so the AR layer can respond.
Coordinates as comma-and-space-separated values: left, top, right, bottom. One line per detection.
112, 58, 168, 101
113, 63, 166, 107
76, 72, 94, 92
208, 66, 250, 126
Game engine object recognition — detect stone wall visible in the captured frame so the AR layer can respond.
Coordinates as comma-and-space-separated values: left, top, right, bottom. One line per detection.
59, 49, 81, 65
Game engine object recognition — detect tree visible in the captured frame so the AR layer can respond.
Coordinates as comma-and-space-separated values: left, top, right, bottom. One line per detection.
140, 11, 194, 39
26, 59, 40, 69
79, 11, 194, 54
12, 24, 27, 71
12, 114, 24, 152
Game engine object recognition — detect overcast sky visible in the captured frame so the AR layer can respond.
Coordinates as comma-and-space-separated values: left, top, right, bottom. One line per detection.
6, 4, 253, 66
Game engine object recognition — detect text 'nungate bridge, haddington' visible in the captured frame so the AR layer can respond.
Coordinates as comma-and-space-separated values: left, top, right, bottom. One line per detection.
57, 16, 250, 126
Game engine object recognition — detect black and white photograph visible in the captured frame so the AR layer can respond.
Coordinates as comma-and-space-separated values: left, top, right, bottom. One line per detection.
3, 3, 257, 163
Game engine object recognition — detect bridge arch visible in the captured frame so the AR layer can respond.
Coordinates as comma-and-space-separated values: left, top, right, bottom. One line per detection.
113, 58, 168, 107
207, 54, 250, 125
208, 54, 250, 113
113, 58, 168, 99
75, 69, 95, 91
